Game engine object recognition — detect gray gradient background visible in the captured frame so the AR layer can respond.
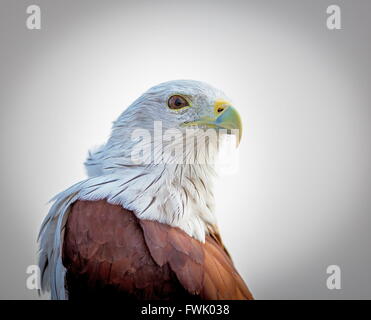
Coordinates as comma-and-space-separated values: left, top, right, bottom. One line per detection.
0, 0, 370, 299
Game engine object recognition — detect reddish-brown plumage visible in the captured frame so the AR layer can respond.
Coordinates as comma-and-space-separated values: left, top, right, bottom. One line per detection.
62, 200, 253, 300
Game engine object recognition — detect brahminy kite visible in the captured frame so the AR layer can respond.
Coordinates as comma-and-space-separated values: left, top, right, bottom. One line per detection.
38, 80, 253, 300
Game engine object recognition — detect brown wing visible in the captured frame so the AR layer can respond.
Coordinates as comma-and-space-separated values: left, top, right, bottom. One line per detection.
202, 224, 253, 299
62, 200, 196, 300
62, 200, 253, 300
201, 236, 253, 300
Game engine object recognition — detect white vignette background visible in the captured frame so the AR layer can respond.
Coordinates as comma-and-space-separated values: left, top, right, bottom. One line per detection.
0, 0, 370, 299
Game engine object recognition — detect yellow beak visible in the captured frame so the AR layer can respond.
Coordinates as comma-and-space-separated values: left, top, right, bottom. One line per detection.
182, 100, 243, 145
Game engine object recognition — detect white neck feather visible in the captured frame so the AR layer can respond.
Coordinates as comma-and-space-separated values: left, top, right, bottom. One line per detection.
81, 130, 220, 242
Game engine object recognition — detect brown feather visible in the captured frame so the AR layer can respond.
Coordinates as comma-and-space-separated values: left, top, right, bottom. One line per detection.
62, 200, 253, 300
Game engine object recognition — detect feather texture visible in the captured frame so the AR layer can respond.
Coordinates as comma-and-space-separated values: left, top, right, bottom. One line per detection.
62, 200, 253, 300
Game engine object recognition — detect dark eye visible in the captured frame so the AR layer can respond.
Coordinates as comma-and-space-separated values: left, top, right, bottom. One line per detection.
168, 95, 189, 110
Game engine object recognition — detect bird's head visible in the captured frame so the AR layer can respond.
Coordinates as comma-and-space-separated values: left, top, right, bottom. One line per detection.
102, 80, 242, 168
123, 80, 241, 138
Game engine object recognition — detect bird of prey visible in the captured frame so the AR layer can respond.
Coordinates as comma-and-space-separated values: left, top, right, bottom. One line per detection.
38, 80, 253, 300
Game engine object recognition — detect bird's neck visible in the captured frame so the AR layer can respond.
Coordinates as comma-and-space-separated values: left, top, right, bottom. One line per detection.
81, 134, 220, 242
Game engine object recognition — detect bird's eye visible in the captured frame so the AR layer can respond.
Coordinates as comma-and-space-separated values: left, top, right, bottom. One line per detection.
168, 95, 189, 110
